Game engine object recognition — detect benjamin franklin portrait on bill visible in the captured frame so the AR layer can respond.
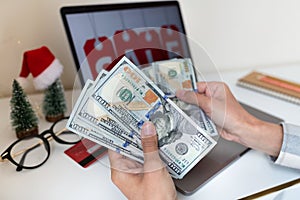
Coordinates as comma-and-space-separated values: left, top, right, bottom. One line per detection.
150, 99, 199, 147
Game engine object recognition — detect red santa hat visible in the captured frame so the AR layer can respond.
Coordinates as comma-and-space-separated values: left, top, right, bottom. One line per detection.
18, 46, 63, 90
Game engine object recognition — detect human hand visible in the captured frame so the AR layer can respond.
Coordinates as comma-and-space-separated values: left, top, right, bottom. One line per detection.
176, 82, 252, 142
108, 121, 177, 200
176, 82, 282, 156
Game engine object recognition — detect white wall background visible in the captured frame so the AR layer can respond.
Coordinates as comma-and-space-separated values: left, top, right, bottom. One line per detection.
1, 0, 300, 97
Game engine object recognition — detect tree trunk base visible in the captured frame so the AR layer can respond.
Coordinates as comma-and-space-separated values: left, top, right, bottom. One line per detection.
16, 126, 39, 139
45, 113, 64, 122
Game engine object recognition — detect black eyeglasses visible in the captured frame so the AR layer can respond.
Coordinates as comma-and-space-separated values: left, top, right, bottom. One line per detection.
0, 116, 81, 171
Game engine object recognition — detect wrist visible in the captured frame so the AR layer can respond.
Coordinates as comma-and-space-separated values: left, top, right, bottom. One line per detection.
239, 118, 283, 156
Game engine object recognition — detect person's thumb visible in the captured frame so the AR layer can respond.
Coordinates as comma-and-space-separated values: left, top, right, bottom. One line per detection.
141, 121, 164, 172
141, 121, 158, 153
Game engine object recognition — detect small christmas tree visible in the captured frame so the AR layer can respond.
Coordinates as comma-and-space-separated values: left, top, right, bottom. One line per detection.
42, 79, 67, 122
10, 79, 39, 139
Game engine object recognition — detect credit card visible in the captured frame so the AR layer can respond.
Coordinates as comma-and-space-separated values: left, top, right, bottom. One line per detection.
64, 138, 107, 168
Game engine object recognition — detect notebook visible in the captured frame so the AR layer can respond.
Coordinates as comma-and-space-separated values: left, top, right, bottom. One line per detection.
60, 1, 283, 195
237, 71, 300, 105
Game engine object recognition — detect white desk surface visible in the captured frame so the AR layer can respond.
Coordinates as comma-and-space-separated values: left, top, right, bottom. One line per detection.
1, 65, 300, 200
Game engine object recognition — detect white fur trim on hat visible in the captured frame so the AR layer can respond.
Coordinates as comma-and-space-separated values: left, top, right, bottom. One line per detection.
33, 59, 63, 90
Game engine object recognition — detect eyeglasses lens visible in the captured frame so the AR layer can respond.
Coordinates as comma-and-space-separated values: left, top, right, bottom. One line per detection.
11, 137, 48, 168
53, 118, 81, 143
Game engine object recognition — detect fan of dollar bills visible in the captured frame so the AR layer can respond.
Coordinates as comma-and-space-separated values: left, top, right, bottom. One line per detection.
66, 56, 218, 179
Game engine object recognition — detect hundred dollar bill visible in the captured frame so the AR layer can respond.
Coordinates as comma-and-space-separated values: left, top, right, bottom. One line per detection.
141, 65, 156, 83
81, 70, 142, 150
67, 79, 144, 163
152, 58, 197, 96
79, 94, 142, 151
142, 58, 219, 137
93, 69, 108, 87
68, 117, 144, 163
173, 99, 207, 130
174, 98, 218, 137
199, 109, 218, 137
91, 56, 217, 179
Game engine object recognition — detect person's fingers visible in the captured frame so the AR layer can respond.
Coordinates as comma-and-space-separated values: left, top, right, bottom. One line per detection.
176, 90, 198, 105
141, 122, 164, 172
108, 149, 123, 161
108, 149, 143, 173
108, 149, 123, 170
196, 82, 209, 94
108, 150, 121, 185
176, 89, 210, 109
108, 149, 142, 191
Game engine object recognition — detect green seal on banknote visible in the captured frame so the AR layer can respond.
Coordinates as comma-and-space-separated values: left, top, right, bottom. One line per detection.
117, 87, 133, 103
168, 69, 177, 78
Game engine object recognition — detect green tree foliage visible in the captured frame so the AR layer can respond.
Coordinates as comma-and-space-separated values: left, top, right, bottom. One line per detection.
10, 79, 38, 133
42, 79, 67, 119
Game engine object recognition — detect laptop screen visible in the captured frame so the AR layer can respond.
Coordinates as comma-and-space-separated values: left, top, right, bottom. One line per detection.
60, 1, 191, 84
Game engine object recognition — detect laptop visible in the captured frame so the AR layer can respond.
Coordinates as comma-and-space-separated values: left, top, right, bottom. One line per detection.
60, 1, 283, 195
